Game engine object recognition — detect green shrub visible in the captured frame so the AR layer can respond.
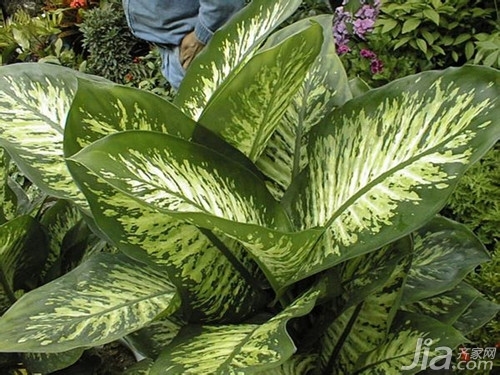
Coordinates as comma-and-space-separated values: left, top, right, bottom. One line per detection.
473, 30, 500, 69
78, 0, 141, 83
334, 0, 500, 86
124, 48, 175, 101
375, 0, 498, 67
443, 143, 500, 368
444, 144, 500, 248
0, 8, 63, 64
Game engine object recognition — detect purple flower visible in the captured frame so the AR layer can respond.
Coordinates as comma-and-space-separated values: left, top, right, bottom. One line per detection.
333, 7, 353, 45
337, 44, 351, 55
370, 58, 384, 74
353, 18, 375, 38
356, 5, 377, 19
360, 48, 377, 59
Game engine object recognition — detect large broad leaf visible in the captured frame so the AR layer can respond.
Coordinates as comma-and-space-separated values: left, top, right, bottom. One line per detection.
175, 0, 302, 120
256, 15, 353, 199
67, 130, 304, 292
198, 21, 323, 162
64, 79, 196, 157
68, 131, 291, 232
21, 349, 84, 375
66, 155, 270, 323
403, 281, 499, 336
402, 216, 490, 305
0, 252, 180, 353
0, 63, 107, 207
65, 77, 262, 181
403, 282, 482, 325
355, 312, 465, 374
0, 215, 47, 313
319, 238, 412, 375
452, 294, 500, 335
281, 65, 500, 283
150, 288, 320, 374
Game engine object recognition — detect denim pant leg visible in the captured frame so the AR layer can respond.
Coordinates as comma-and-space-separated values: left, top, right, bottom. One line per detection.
159, 46, 185, 91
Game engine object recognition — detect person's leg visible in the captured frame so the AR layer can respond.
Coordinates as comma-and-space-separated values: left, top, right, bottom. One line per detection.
159, 46, 185, 91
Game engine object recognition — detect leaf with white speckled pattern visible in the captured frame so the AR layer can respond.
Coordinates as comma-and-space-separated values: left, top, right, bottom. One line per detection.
0, 252, 180, 353
198, 22, 323, 162
0, 63, 110, 208
150, 288, 320, 374
175, 0, 302, 121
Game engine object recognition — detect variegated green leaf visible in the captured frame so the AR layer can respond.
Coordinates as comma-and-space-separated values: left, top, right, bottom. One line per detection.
0, 63, 108, 207
355, 312, 465, 374
402, 216, 490, 305
319, 238, 412, 374
175, 0, 302, 120
125, 318, 183, 359
39, 199, 82, 279
255, 354, 318, 375
65, 77, 262, 180
198, 21, 323, 162
403, 282, 481, 325
21, 349, 83, 374
67, 130, 311, 291
403, 281, 499, 336
281, 66, 500, 284
0, 252, 180, 353
452, 294, 500, 335
125, 358, 154, 375
150, 288, 320, 374
69, 130, 291, 232
339, 236, 413, 309
0, 215, 47, 313
64, 78, 195, 157
66, 155, 270, 323
256, 15, 352, 199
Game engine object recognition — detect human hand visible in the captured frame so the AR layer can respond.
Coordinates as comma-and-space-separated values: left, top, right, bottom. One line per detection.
180, 31, 205, 70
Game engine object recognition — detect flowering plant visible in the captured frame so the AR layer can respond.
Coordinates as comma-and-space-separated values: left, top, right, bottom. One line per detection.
333, 0, 385, 82
69, 0, 88, 9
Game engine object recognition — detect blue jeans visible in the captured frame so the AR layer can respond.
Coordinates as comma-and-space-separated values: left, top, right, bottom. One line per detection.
159, 46, 185, 90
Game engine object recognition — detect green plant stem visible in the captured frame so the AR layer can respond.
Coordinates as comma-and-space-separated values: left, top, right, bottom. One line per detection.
324, 302, 365, 375
198, 228, 270, 294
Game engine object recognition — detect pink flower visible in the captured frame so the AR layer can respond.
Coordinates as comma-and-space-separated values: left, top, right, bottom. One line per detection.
370, 58, 384, 74
360, 49, 377, 59
337, 44, 351, 55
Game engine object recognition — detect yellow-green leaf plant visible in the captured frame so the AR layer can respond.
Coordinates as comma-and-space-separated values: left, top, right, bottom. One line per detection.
0, 0, 499, 373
